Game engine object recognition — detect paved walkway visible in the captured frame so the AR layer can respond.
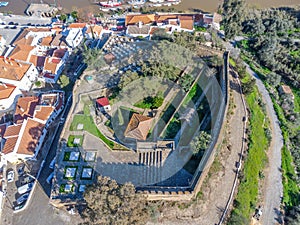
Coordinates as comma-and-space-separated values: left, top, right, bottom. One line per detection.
246, 65, 283, 225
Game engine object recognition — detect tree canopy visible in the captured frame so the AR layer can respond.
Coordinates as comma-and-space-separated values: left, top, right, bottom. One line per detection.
80, 176, 150, 225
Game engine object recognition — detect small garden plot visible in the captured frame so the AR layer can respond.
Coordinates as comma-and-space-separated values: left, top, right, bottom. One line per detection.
84, 151, 97, 162
67, 135, 83, 147
64, 166, 78, 180
81, 167, 93, 180
63, 152, 81, 161
59, 184, 75, 193
79, 184, 86, 193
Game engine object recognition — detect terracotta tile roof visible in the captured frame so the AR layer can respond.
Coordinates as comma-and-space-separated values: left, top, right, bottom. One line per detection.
96, 97, 110, 107
156, 15, 178, 23
16, 118, 45, 156
41, 36, 53, 46
34, 105, 54, 121
0, 83, 16, 100
0, 57, 31, 81
26, 28, 52, 32
2, 136, 18, 154
126, 14, 155, 25
12, 30, 33, 46
124, 113, 152, 140
51, 27, 63, 33
14, 96, 39, 124
86, 25, 103, 36
69, 23, 87, 29
52, 48, 67, 58
0, 124, 6, 137
9, 44, 35, 62
3, 124, 22, 138
43, 57, 60, 74
51, 34, 67, 47
29, 55, 46, 68
179, 16, 194, 30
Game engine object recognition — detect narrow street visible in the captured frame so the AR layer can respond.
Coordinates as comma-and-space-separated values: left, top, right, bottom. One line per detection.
246, 65, 284, 224
0, 96, 79, 225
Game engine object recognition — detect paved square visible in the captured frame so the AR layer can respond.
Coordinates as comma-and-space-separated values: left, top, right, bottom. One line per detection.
85, 151, 96, 161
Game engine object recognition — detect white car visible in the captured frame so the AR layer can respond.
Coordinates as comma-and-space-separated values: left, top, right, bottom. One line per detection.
16, 193, 29, 205
7, 171, 14, 183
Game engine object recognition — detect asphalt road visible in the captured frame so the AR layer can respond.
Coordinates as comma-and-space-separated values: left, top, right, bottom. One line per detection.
246, 65, 284, 224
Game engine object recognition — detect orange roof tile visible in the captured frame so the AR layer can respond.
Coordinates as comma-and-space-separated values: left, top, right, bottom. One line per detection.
69, 23, 87, 29
14, 96, 39, 124
2, 136, 18, 154
29, 55, 46, 68
16, 118, 45, 156
156, 15, 178, 22
86, 25, 103, 35
0, 57, 31, 81
34, 105, 54, 121
124, 113, 152, 140
0, 83, 16, 100
52, 48, 67, 58
43, 57, 60, 74
179, 16, 194, 30
9, 44, 35, 62
3, 124, 22, 138
41, 36, 53, 46
126, 14, 155, 25
12, 30, 34, 46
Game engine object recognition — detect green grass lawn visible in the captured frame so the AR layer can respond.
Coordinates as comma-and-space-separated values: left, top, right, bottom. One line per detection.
70, 114, 114, 149
67, 135, 83, 147
183, 83, 202, 107
229, 83, 269, 224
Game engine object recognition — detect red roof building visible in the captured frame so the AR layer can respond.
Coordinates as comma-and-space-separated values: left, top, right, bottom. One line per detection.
96, 97, 111, 112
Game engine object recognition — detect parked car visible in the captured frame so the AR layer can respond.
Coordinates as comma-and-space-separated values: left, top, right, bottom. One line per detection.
17, 182, 34, 194
7, 171, 14, 183
46, 172, 54, 184
16, 193, 29, 205
14, 203, 25, 211
49, 157, 56, 169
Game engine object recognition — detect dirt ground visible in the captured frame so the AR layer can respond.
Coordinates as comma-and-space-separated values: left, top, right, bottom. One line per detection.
147, 72, 246, 225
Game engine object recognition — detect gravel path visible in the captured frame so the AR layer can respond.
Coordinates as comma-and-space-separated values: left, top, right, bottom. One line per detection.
246, 65, 283, 224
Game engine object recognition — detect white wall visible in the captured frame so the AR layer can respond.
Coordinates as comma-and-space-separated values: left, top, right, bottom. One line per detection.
0, 88, 22, 110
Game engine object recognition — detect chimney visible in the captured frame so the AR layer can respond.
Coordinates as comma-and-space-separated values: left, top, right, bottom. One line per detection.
9, 61, 13, 66
2, 66, 7, 71
138, 21, 143, 28
4, 58, 8, 64
18, 62, 23, 67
